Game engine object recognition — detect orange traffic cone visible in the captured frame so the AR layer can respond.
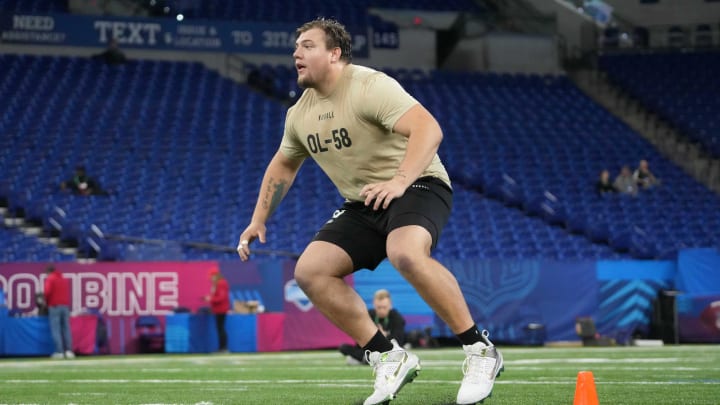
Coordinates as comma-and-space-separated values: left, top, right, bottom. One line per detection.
573, 370, 599, 405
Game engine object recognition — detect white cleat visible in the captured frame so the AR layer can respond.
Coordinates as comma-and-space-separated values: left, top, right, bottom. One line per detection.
363, 340, 421, 405
456, 330, 504, 404
64, 350, 76, 359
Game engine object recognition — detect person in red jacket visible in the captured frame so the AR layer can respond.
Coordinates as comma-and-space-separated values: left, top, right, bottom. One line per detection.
205, 268, 230, 352
44, 266, 74, 359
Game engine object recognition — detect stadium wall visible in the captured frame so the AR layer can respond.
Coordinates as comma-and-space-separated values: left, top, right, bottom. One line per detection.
2, 251, 718, 356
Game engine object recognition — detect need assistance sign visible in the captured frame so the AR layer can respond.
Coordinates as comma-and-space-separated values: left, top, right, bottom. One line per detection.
0, 13, 368, 57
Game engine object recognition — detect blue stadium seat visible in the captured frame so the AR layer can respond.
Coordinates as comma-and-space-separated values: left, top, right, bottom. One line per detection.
1, 54, 718, 261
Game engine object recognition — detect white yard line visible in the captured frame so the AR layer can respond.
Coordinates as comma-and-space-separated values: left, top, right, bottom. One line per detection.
0, 352, 343, 368
420, 358, 686, 366
2, 378, 718, 385
137, 403, 215, 405
0, 355, 701, 369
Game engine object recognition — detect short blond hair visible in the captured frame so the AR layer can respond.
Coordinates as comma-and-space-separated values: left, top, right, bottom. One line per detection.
373, 289, 391, 301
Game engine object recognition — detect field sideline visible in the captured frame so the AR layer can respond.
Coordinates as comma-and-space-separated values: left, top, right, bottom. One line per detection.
1, 345, 718, 404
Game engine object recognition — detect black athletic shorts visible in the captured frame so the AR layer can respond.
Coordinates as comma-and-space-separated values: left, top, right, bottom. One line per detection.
312, 176, 453, 271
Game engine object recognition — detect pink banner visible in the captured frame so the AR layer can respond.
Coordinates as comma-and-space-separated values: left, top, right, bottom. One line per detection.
70, 315, 97, 354
257, 313, 285, 352
0, 262, 218, 316
0, 262, 218, 354
1, 260, 355, 353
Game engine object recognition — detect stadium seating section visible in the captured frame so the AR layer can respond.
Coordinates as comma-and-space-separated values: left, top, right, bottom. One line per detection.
1, 52, 719, 262
393, 68, 720, 261
599, 51, 720, 158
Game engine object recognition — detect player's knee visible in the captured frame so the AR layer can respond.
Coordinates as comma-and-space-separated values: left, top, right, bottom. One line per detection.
294, 261, 331, 293
387, 249, 422, 274
294, 263, 315, 292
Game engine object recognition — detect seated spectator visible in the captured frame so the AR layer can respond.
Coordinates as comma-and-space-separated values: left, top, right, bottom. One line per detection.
613, 166, 638, 196
633, 159, 659, 189
60, 166, 107, 196
339, 289, 406, 365
595, 169, 616, 195
92, 38, 127, 65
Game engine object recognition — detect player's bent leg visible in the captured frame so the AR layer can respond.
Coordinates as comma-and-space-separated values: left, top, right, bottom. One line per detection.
295, 241, 422, 404
386, 226, 475, 333
294, 241, 378, 345
387, 226, 503, 404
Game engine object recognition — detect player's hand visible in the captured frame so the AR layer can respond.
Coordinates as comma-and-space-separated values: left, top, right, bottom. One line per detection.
360, 177, 408, 210
237, 223, 267, 261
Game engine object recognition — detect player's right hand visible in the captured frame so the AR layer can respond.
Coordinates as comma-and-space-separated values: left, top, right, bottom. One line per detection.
237, 223, 267, 261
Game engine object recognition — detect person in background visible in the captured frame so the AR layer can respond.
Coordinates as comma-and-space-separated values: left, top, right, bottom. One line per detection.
44, 266, 74, 359
339, 289, 406, 365
60, 165, 107, 196
614, 166, 638, 196
205, 268, 230, 353
596, 169, 616, 195
633, 159, 659, 189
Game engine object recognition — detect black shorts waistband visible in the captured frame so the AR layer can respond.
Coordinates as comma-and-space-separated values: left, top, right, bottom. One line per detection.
416, 176, 453, 193
345, 176, 452, 208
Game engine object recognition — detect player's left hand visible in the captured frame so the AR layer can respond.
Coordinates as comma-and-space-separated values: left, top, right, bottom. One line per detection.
360, 177, 408, 210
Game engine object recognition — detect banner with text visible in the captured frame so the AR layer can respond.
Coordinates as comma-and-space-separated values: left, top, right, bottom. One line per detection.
0, 260, 352, 353
0, 13, 369, 57
0, 262, 215, 316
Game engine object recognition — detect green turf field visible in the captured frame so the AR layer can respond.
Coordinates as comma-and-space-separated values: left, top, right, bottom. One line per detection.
1, 345, 718, 404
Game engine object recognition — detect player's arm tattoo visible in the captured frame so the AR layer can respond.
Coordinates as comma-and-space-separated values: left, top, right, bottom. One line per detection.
262, 176, 287, 217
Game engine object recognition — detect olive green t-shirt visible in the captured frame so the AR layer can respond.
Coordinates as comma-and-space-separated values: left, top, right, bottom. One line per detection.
280, 64, 450, 202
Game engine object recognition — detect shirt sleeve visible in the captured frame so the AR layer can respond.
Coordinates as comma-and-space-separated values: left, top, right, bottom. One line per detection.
356, 73, 418, 133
